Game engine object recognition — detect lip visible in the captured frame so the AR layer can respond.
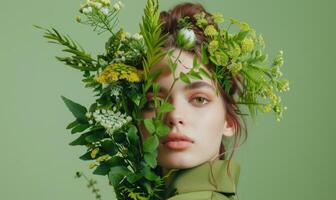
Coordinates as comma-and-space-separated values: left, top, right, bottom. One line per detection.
162, 132, 194, 150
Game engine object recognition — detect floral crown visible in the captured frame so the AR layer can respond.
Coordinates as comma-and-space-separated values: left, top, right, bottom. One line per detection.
36, 0, 289, 199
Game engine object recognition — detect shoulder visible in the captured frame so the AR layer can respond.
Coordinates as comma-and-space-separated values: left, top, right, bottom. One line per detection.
167, 191, 235, 200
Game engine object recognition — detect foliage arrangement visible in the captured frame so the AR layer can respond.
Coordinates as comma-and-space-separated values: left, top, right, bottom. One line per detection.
36, 0, 289, 199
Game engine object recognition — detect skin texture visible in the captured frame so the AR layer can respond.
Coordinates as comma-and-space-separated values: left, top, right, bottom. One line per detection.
140, 48, 234, 170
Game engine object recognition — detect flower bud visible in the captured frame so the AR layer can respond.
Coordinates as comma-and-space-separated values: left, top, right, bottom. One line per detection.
176, 28, 196, 50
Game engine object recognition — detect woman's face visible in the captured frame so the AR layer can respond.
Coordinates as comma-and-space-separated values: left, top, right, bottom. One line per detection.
140, 48, 234, 170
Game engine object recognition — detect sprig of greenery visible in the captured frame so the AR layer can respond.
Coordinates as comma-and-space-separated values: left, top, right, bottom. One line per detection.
35, 25, 97, 72
75, 171, 103, 200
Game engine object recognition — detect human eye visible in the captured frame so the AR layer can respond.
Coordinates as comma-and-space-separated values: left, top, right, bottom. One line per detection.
190, 95, 210, 106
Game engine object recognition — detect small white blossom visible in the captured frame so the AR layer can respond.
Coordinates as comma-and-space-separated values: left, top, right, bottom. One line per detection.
85, 111, 92, 118
100, 7, 109, 15
94, 2, 102, 9
92, 108, 132, 136
132, 33, 143, 40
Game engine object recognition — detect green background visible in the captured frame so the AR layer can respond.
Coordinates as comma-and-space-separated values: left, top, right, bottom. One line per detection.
1, 0, 335, 199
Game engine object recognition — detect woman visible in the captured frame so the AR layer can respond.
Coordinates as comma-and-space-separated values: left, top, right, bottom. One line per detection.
140, 3, 246, 200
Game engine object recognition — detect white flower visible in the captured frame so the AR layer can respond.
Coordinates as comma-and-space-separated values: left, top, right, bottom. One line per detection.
132, 33, 143, 40
113, 3, 121, 11
85, 112, 92, 118
100, 7, 109, 15
94, 2, 102, 9
92, 108, 132, 136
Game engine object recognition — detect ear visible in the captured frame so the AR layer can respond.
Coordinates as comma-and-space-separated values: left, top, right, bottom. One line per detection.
222, 120, 235, 137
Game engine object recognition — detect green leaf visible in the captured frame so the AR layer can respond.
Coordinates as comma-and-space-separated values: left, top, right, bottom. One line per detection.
101, 139, 117, 155
201, 42, 209, 65
179, 72, 191, 84
188, 70, 203, 80
144, 119, 155, 135
236, 31, 249, 41
144, 152, 157, 168
108, 166, 130, 186
143, 135, 159, 152
127, 125, 139, 145
199, 68, 211, 79
93, 162, 110, 176
69, 134, 88, 146
71, 123, 90, 134
156, 123, 170, 137
160, 101, 174, 113
126, 173, 143, 183
192, 55, 200, 68
85, 130, 105, 143
142, 166, 159, 181
113, 131, 126, 143
106, 156, 126, 167
61, 96, 87, 123
79, 151, 94, 160
66, 119, 79, 129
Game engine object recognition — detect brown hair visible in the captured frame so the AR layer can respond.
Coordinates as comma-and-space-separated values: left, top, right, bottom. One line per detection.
159, 2, 248, 193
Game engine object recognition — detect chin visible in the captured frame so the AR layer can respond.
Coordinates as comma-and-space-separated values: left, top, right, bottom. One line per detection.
158, 153, 205, 169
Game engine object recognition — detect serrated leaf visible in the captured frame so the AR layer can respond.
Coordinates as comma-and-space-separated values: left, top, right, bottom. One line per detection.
156, 123, 170, 137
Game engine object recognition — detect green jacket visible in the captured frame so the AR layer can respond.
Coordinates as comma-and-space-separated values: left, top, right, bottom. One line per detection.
164, 160, 240, 200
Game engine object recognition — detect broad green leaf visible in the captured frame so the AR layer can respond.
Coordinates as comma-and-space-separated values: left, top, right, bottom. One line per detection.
101, 139, 117, 155
144, 119, 155, 135
61, 95, 88, 123
108, 166, 130, 186
126, 173, 143, 183
156, 123, 170, 137
160, 101, 174, 113
179, 72, 191, 84
142, 166, 158, 181
199, 68, 212, 79
85, 130, 105, 143
71, 123, 90, 134
127, 125, 139, 145
143, 135, 159, 152
188, 70, 202, 80
144, 152, 157, 168
66, 119, 79, 129
93, 162, 110, 176
79, 151, 94, 160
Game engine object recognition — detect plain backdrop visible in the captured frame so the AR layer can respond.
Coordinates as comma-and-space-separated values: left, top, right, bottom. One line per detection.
0, 0, 335, 199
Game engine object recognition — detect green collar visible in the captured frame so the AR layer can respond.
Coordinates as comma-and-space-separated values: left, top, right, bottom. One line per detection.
164, 160, 240, 198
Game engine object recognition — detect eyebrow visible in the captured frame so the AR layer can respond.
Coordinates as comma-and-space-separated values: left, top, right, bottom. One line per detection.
149, 81, 216, 94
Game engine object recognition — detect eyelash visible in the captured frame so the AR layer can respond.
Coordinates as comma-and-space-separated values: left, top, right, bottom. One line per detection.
144, 95, 210, 111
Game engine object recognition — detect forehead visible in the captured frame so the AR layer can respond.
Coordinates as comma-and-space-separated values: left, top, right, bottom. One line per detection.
150, 48, 214, 86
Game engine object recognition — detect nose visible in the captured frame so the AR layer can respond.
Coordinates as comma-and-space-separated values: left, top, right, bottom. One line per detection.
163, 98, 186, 127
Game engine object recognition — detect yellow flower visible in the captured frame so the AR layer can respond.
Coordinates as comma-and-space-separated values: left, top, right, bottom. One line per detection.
95, 63, 142, 84
239, 22, 250, 31
204, 25, 218, 37
96, 154, 110, 162
89, 162, 97, 169
212, 12, 224, 24
227, 62, 242, 75
241, 37, 255, 53
227, 43, 241, 58
208, 40, 219, 54
90, 148, 99, 158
